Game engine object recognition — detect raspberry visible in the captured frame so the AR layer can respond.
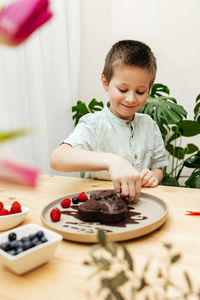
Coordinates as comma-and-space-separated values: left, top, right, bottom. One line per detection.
77, 192, 88, 202
10, 201, 22, 214
0, 208, 10, 216
0, 201, 4, 209
61, 198, 71, 208
50, 208, 61, 222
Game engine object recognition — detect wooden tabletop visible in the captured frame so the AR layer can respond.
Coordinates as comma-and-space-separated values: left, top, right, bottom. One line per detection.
0, 174, 200, 300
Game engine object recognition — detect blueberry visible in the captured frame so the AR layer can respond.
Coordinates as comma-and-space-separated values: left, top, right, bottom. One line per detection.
10, 240, 19, 250
31, 237, 40, 247
72, 196, 79, 204
22, 240, 32, 250
35, 241, 42, 247
0, 241, 11, 252
15, 241, 23, 249
40, 236, 48, 243
7, 249, 16, 256
15, 247, 23, 255
21, 237, 29, 243
28, 233, 36, 240
90, 193, 96, 198
8, 232, 17, 241
36, 231, 44, 239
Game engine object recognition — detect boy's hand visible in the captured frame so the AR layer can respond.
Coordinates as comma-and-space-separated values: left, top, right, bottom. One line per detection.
108, 155, 141, 203
140, 168, 158, 187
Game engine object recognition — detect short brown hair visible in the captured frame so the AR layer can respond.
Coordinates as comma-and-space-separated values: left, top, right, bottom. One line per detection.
102, 40, 157, 87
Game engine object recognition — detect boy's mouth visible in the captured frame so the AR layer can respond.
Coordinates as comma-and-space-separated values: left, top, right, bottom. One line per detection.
121, 103, 136, 109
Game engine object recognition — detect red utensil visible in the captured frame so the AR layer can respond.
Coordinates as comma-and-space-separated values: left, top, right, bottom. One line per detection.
185, 210, 200, 216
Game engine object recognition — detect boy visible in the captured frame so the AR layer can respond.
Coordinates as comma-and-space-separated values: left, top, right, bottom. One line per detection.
51, 40, 168, 203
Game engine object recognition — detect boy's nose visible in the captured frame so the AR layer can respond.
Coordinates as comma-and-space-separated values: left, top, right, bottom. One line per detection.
125, 92, 136, 103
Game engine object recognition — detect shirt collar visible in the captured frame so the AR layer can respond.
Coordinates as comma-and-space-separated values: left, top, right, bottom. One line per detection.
104, 102, 137, 127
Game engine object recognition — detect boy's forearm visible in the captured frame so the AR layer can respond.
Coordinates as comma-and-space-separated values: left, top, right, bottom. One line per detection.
50, 143, 113, 173
151, 168, 163, 184
51, 143, 142, 202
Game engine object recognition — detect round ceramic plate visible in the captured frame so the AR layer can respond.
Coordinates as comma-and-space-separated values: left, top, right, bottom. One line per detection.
40, 189, 168, 243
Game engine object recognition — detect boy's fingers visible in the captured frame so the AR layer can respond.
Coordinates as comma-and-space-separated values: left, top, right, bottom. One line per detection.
128, 180, 136, 202
113, 180, 121, 193
120, 181, 129, 198
148, 176, 154, 183
143, 177, 158, 187
141, 175, 150, 186
140, 168, 149, 178
151, 178, 158, 187
134, 179, 141, 203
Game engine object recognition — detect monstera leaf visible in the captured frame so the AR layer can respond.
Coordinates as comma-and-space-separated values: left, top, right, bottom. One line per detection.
194, 94, 200, 122
149, 83, 170, 97
161, 174, 180, 187
139, 96, 187, 137
183, 151, 200, 168
166, 144, 199, 160
185, 170, 200, 188
139, 83, 187, 138
72, 98, 104, 126
177, 120, 200, 137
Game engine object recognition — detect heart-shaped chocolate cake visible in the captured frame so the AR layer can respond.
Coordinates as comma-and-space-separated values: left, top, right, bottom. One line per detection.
78, 190, 128, 223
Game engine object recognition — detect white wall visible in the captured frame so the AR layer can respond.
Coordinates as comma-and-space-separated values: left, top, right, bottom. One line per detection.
78, 0, 112, 103
0, 0, 199, 179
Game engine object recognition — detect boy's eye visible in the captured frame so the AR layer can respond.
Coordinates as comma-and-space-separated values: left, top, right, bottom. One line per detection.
119, 88, 128, 93
136, 91, 145, 95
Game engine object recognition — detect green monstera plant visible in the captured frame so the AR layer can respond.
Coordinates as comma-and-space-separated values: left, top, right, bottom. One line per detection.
72, 98, 104, 126
139, 84, 200, 188
72, 84, 200, 188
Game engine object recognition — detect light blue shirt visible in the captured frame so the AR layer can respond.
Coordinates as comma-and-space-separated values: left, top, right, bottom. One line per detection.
63, 104, 168, 179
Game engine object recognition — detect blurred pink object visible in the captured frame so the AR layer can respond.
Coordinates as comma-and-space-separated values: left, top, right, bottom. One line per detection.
0, 0, 53, 46
0, 158, 40, 187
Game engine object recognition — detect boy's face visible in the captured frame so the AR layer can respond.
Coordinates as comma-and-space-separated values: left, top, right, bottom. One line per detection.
102, 65, 152, 121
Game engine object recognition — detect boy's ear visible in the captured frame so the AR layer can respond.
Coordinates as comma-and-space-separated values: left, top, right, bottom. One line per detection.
101, 74, 109, 91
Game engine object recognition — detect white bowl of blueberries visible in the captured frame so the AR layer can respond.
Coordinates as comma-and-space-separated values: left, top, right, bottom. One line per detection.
0, 223, 62, 274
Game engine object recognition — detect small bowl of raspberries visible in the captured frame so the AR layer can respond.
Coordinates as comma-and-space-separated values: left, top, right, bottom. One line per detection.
0, 223, 62, 274
0, 201, 29, 231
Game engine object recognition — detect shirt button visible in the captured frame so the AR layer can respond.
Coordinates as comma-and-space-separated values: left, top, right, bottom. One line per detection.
134, 154, 138, 160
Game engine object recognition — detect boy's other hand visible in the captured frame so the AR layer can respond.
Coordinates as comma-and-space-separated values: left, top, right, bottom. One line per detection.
140, 168, 158, 187
107, 155, 141, 203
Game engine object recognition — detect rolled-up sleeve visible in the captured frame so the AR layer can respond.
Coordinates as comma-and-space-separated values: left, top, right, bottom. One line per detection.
63, 114, 96, 150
